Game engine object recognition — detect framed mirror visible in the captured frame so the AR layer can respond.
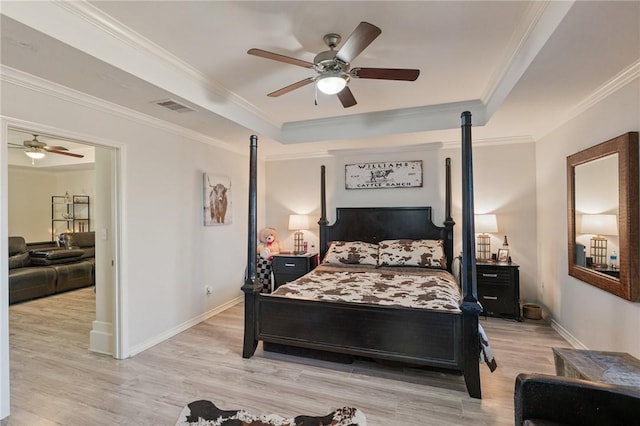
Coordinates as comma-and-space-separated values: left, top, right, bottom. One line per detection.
567, 131, 639, 301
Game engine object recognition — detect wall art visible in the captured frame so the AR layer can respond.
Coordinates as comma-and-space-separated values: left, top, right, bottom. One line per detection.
203, 173, 232, 226
345, 160, 423, 189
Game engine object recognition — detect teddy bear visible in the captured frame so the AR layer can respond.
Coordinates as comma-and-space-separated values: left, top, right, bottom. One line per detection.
257, 227, 285, 259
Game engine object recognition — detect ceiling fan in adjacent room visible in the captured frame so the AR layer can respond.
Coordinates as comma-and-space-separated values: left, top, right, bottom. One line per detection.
9, 135, 85, 162
247, 21, 420, 108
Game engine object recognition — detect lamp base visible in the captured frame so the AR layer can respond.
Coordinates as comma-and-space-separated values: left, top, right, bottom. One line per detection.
477, 234, 491, 261
294, 231, 304, 255
590, 236, 607, 267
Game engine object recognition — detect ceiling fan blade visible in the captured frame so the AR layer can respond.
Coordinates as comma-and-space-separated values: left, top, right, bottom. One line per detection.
44, 145, 69, 151
8, 143, 24, 148
337, 87, 357, 108
351, 67, 420, 81
336, 22, 381, 64
267, 77, 314, 97
247, 48, 314, 68
47, 149, 84, 158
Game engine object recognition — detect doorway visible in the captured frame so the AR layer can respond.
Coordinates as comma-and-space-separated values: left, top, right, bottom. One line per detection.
2, 121, 122, 415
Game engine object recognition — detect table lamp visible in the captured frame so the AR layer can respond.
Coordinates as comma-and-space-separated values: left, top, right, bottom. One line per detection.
288, 214, 309, 255
475, 214, 498, 261
580, 214, 617, 267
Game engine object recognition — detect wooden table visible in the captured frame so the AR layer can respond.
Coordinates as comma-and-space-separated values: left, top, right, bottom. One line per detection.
553, 347, 640, 390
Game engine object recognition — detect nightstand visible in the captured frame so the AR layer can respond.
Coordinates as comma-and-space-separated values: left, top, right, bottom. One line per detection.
476, 262, 521, 321
272, 253, 318, 290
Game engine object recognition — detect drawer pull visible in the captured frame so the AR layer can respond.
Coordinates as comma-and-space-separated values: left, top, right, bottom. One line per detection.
284, 263, 296, 267
482, 296, 498, 300
482, 273, 498, 278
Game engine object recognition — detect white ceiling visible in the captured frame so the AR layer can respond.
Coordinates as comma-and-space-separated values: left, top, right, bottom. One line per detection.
1, 1, 639, 159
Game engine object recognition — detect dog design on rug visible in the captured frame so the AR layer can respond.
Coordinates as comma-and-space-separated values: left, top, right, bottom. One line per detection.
176, 399, 367, 426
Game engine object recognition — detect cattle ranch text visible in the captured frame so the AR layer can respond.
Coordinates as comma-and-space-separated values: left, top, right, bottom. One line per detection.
345, 161, 423, 189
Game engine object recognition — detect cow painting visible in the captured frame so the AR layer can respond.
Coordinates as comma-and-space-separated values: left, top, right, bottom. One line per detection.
204, 173, 232, 226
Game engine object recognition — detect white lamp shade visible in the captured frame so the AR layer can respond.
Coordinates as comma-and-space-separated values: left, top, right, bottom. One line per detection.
25, 150, 45, 159
580, 214, 618, 236
288, 214, 309, 231
316, 74, 347, 95
475, 214, 498, 233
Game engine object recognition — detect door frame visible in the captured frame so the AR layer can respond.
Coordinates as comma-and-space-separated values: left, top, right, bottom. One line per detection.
1, 117, 125, 417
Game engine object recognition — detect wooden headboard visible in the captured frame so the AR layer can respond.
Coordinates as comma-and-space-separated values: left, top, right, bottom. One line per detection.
321, 207, 454, 271
318, 159, 455, 272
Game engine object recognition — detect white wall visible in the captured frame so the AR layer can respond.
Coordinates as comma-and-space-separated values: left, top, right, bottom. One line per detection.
8, 168, 56, 241
8, 167, 95, 242
266, 139, 539, 302
536, 78, 640, 357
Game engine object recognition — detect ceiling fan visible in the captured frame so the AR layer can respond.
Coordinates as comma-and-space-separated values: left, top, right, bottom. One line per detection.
9, 135, 85, 160
248, 22, 420, 108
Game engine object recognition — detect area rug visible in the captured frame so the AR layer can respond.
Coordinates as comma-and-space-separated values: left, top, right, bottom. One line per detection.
175, 399, 367, 426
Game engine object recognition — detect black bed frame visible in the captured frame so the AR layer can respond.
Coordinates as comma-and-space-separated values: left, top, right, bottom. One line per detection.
242, 112, 481, 398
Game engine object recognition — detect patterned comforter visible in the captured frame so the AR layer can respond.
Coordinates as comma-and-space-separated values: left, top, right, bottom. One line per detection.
270, 264, 462, 312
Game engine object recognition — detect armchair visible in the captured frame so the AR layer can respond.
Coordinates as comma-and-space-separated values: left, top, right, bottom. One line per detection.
515, 373, 640, 426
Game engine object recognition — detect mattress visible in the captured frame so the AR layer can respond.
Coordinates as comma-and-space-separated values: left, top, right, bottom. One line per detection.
270, 264, 461, 312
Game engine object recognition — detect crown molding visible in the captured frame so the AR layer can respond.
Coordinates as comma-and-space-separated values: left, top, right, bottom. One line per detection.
1, 65, 247, 156
535, 59, 640, 141
481, 1, 551, 104
483, 0, 575, 119
56, 1, 282, 131
1, 0, 281, 140
280, 100, 486, 144
266, 134, 536, 162
264, 150, 332, 162
327, 142, 444, 157
441, 134, 535, 150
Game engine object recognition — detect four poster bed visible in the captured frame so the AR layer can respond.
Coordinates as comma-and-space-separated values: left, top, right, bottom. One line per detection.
242, 112, 484, 398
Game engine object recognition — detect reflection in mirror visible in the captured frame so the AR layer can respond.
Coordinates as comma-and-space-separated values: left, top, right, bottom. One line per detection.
567, 131, 639, 302
575, 154, 619, 276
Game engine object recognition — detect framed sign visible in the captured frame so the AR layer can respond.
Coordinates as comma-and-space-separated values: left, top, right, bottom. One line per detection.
345, 161, 423, 189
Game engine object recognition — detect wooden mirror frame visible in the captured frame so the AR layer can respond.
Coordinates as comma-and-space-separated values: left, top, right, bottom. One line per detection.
567, 131, 639, 301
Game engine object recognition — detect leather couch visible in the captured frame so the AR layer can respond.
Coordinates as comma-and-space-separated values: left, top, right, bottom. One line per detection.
514, 373, 640, 426
59, 231, 95, 262
8, 234, 95, 304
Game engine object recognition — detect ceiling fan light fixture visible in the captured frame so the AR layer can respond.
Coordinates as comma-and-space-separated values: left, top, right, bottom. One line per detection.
24, 149, 45, 160
316, 73, 348, 95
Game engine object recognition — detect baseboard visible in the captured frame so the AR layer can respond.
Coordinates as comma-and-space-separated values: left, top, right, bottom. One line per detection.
90, 320, 114, 355
549, 318, 588, 349
128, 295, 244, 357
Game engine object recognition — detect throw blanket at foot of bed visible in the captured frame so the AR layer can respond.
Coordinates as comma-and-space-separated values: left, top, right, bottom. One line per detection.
175, 400, 367, 426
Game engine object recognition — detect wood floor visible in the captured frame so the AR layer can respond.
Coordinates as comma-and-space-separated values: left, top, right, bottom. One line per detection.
3, 287, 571, 426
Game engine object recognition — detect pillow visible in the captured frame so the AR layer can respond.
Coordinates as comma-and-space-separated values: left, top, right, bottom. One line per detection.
322, 241, 378, 265
378, 239, 447, 269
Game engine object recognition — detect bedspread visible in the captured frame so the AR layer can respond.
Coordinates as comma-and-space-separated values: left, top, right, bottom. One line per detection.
271, 264, 461, 312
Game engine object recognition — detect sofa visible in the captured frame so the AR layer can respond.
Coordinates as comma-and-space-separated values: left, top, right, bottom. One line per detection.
59, 231, 95, 263
8, 232, 95, 304
514, 373, 640, 426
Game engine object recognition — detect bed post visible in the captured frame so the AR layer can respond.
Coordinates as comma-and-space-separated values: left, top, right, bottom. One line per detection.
444, 157, 455, 271
242, 135, 260, 358
319, 165, 329, 260
460, 111, 482, 398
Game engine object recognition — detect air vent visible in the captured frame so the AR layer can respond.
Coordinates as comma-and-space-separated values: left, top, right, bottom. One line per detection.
153, 99, 196, 113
